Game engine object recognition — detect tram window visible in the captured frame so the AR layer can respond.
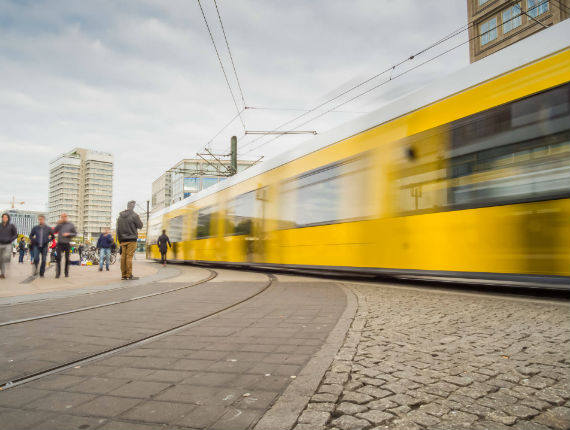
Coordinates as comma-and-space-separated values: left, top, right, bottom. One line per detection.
226, 191, 255, 236
147, 218, 162, 245
196, 205, 217, 239
279, 157, 370, 228
448, 83, 570, 207
168, 216, 184, 242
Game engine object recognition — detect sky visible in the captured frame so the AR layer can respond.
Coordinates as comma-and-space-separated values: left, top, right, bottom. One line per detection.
0, 0, 469, 218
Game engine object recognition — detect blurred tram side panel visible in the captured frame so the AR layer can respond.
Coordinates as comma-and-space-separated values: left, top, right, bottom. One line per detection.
147, 23, 570, 288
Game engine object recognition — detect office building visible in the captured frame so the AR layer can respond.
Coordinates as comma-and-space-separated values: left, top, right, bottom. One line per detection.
48, 148, 113, 240
151, 158, 257, 213
467, 0, 569, 63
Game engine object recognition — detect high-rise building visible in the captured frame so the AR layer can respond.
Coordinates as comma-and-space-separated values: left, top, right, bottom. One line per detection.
48, 148, 113, 240
1, 209, 42, 237
467, 0, 569, 63
151, 158, 257, 213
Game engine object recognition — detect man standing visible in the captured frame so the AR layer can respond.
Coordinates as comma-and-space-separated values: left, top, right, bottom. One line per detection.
157, 230, 171, 267
116, 201, 142, 280
54, 213, 77, 278
0, 213, 18, 279
96, 228, 114, 272
78, 244, 84, 262
18, 237, 26, 263
29, 215, 54, 277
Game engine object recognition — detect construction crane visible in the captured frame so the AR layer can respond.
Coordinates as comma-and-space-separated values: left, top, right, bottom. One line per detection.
1, 196, 25, 209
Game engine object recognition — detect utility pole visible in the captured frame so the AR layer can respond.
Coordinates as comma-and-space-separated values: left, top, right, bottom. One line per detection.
146, 200, 150, 259
231, 135, 237, 175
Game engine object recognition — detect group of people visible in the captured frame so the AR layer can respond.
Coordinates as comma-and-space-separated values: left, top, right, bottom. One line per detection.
0, 200, 147, 281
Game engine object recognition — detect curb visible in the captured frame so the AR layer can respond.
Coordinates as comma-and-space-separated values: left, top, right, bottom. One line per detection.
254, 283, 358, 430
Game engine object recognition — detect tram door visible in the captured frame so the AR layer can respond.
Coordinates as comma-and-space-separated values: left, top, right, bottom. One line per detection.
249, 187, 268, 263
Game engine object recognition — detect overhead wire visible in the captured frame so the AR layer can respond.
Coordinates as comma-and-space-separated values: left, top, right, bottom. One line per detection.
213, 0, 247, 108
237, 21, 471, 153
242, 0, 556, 155
197, 0, 246, 131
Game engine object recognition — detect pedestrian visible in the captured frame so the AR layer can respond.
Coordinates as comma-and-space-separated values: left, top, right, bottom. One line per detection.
29, 215, 54, 277
157, 230, 171, 266
0, 213, 18, 279
18, 237, 26, 263
54, 213, 77, 278
96, 228, 114, 272
78, 244, 84, 261
116, 200, 143, 280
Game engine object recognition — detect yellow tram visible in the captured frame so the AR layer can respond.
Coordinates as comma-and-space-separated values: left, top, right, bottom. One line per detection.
148, 22, 570, 288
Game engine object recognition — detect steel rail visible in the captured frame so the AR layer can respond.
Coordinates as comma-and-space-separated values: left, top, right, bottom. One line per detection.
0, 273, 275, 391
0, 269, 218, 327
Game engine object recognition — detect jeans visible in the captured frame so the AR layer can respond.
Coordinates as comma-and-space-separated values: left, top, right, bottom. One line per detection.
99, 248, 111, 270
18, 250, 25, 263
160, 251, 167, 264
56, 242, 71, 277
33, 245, 48, 276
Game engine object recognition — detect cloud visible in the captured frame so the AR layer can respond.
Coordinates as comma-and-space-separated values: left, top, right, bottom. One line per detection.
0, 0, 468, 217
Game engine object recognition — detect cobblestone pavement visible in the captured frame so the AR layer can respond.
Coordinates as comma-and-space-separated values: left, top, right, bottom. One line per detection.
296, 284, 570, 430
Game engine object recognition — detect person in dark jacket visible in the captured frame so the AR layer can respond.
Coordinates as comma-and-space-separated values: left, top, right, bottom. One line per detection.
96, 228, 114, 272
0, 213, 18, 279
157, 230, 171, 266
78, 244, 84, 261
54, 213, 77, 278
18, 237, 26, 263
116, 201, 143, 280
29, 214, 54, 277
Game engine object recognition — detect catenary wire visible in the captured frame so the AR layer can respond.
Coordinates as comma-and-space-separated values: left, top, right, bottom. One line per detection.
238, 0, 560, 153
237, 21, 471, 153
213, 0, 247, 108
242, 2, 554, 155
197, 0, 246, 131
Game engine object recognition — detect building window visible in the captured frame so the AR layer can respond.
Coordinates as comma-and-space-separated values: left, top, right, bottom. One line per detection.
527, 0, 549, 17
480, 17, 498, 46
502, 3, 522, 33
478, 0, 491, 5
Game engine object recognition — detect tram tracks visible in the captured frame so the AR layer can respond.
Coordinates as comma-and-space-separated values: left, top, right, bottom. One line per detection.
0, 269, 275, 391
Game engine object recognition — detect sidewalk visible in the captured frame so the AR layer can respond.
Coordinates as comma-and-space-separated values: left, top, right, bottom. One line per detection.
0, 253, 158, 299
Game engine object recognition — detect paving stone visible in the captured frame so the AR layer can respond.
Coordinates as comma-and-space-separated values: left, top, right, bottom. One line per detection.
330, 414, 371, 430
488, 411, 518, 426
356, 386, 391, 399
335, 402, 368, 415
419, 402, 450, 417
72, 396, 142, 418
312, 393, 339, 403
67, 377, 129, 395
109, 380, 171, 399
0, 407, 52, 430
210, 408, 260, 430
25, 391, 96, 412
406, 410, 440, 427
356, 410, 393, 425
365, 399, 397, 411
308, 402, 336, 413
298, 410, 331, 426
31, 414, 106, 430
534, 406, 570, 430
341, 391, 373, 404
0, 387, 52, 408
97, 421, 160, 430
121, 400, 194, 423
319, 384, 344, 396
